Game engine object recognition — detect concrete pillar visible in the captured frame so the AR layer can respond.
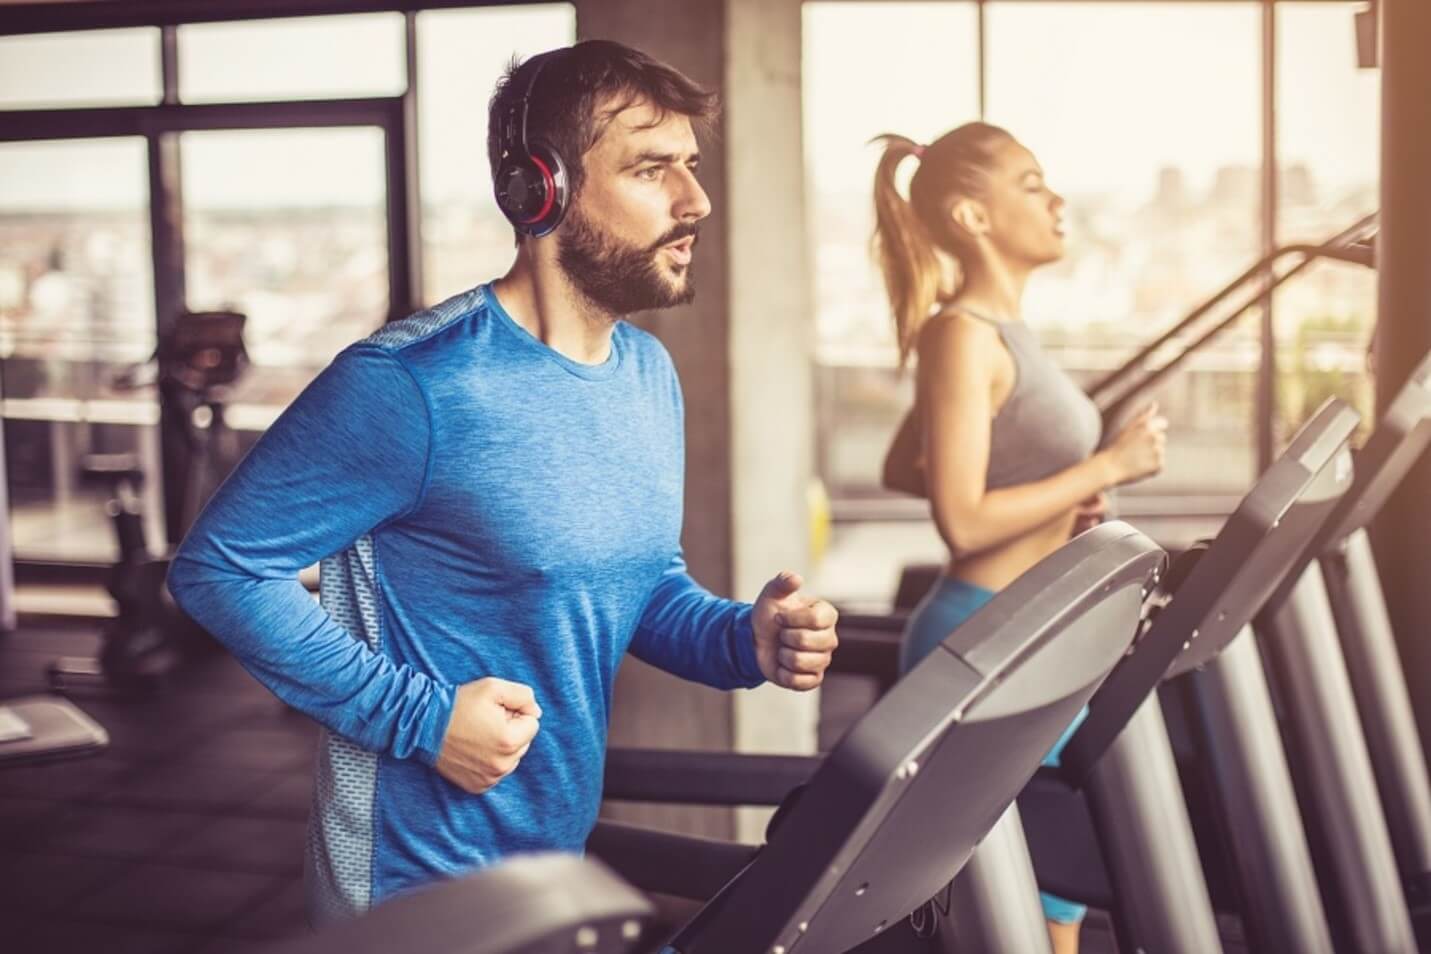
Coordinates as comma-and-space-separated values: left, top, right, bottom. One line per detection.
575, 0, 816, 842
724, 0, 817, 843
1372, 0, 1431, 761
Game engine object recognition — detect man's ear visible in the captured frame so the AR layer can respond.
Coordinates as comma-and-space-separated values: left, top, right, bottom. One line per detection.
948, 198, 990, 242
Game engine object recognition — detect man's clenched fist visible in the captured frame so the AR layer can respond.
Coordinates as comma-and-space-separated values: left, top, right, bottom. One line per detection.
435, 677, 542, 794
752, 571, 839, 691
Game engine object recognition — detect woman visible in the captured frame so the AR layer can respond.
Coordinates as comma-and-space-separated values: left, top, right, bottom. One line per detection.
872, 122, 1167, 954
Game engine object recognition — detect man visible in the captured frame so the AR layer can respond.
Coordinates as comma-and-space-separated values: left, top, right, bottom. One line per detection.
168, 39, 838, 923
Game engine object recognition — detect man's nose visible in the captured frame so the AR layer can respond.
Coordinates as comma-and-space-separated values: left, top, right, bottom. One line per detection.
674, 166, 711, 221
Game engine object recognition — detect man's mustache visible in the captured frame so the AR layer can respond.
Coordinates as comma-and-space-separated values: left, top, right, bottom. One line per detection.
649, 222, 701, 252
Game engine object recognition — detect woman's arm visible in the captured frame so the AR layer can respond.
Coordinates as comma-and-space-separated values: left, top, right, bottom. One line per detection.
920, 315, 1122, 559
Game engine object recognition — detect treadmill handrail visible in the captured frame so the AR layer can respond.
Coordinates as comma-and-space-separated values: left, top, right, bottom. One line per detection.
1090, 212, 1375, 401
1090, 213, 1377, 419
825, 617, 903, 689
603, 748, 818, 805
586, 820, 761, 902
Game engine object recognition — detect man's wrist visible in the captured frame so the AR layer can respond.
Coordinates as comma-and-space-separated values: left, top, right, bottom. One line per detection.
732, 605, 766, 688
414, 681, 458, 766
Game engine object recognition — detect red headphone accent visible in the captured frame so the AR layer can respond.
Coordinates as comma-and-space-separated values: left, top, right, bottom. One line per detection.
523, 154, 557, 224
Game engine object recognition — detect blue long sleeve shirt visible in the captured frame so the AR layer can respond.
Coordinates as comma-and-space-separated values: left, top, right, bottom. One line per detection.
167, 284, 764, 921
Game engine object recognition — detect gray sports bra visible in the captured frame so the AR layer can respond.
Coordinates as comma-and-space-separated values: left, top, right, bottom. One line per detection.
954, 308, 1103, 490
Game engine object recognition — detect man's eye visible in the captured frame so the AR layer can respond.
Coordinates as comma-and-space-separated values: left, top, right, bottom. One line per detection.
637, 166, 661, 180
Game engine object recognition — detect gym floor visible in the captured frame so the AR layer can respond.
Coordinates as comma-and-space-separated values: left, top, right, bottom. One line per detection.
1, 623, 1225, 954
1, 625, 313, 953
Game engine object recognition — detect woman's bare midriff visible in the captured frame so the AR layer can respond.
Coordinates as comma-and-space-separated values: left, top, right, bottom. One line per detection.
946, 507, 1081, 593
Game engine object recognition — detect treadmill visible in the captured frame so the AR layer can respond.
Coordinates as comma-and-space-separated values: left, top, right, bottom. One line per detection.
1314, 349, 1431, 903
1250, 349, 1431, 951
821, 399, 1365, 953
1020, 397, 1362, 954
594, 521, 1165, 953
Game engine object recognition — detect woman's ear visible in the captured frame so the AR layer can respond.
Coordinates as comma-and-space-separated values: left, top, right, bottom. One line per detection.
949, 198, 990, 242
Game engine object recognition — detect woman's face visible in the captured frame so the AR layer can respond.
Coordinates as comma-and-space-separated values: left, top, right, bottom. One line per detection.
980, 139, 1066, 268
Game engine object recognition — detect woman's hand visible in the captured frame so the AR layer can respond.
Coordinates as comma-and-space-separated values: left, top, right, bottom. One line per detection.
1099, 403, 1168, 486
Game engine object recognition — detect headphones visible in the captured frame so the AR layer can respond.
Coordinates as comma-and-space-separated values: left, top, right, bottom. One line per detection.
493, 50, 570, 238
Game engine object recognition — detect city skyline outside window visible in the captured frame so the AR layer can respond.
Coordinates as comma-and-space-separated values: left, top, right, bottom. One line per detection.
804, 0, 1379, 502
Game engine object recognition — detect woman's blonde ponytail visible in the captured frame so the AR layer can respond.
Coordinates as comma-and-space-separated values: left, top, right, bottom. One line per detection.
871, 135, 944, 367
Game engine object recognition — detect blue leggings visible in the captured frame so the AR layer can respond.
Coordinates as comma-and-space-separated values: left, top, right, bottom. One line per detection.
899, 575, 1088, 925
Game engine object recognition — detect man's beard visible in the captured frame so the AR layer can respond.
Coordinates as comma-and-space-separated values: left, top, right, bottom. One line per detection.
557, 209, 699, 317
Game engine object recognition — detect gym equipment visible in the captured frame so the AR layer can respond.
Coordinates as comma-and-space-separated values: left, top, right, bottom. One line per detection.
1249, 349, 1431, 949
49, 310, 247, 695
1080, 210, 1428, 949
1310, 349, 1431, 901
0, 695, 108, 766
267, 854, 653, 954
1024, 372, 1431, 954
827, 400, 1367, 952
0, 397, 110, 766
1022, 397, 1362, 954
157, 308, 249, 536
594, 521, 1164, 953
1088, 213, 1377, 425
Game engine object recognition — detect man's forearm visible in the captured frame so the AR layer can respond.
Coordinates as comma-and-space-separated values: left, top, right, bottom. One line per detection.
628, 567, 764, 690
169, 556, 455, 763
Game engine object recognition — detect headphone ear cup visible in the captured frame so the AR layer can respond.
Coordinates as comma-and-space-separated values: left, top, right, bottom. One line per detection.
494, 158, 544, 229
493, 143, 569, 237
522, 142, 569, 237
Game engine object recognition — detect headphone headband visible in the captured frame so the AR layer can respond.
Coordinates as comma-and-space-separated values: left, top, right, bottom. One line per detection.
513, 51, 553, 162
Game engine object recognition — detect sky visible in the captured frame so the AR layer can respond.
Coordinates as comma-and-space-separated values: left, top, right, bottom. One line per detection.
0, 2, 1382, 212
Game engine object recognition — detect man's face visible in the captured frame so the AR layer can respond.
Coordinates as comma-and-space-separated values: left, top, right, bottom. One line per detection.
556, 99, 712, 317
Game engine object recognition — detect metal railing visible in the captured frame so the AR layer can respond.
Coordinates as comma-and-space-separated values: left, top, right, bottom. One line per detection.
1091, 212, 1378, 425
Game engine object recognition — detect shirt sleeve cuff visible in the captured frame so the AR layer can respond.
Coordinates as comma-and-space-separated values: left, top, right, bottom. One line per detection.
731, 605, 766, 689
412, 682, 457, 767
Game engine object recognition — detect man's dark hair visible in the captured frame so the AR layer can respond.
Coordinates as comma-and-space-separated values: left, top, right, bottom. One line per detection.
487, 40, 719, 231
